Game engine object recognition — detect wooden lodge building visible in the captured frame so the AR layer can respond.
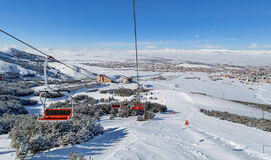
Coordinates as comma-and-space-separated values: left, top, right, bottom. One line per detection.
97, 74, 112, 83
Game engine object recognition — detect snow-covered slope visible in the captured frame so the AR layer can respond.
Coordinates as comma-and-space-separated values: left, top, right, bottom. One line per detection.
0, 60, 36, 75
23, 89, 270, 160
49, 62, 97, 80
0, 48, 97, 80
1, 70, 271, 160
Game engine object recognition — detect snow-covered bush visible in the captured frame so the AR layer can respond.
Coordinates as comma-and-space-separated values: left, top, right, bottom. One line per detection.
70, 152, 92, 160
0, 95, 37, 105
49, 95, 103, 116
0, 81, 38, 96
48, 95, 167, 121
33, 91, 64, 98
0, 100, 28, 116
100, 88, 149, 97
230, 100, 271, 112
73, 95, 98, 104
73, 95, 89, 101
143, 101, 167, 113
0, 85, 34, 96
9, 113, 103, 159
100, 88, 135, 97
200, 109, 271, 132
0, 114, 23, 134
99, 96, 116, 103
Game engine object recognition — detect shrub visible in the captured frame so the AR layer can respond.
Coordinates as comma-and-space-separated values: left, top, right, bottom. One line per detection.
0, 95, 37, 105
100, 88, 149, 97
0, 85, 34, 96
0, 100, 28, 116
200, 109, 271, 132
33, 91, 63, 98
9, 114, 103, 159
70, 152, 92, 160
100, 88, 135, 97
47, 95, 167, 122
0, 114, 29, 134
143, 101, 167, 113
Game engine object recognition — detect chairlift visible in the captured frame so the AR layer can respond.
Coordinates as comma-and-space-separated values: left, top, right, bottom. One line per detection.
131, 87, 144, 111
112, 104, 120, 109
38, 56, 73, 121
132, 102, 143, 110
110, 96, 121, 109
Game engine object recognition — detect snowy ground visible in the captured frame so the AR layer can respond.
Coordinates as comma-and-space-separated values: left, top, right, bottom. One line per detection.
0, 59, 36, 75
1, 64, 271, 160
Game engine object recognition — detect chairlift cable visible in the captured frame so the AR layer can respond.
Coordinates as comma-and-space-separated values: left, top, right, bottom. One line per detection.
0, 29, 92, 79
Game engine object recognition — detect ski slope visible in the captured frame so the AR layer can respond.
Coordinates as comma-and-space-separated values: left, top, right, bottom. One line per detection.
1, 64, 271, 160
25, 89, 270, 160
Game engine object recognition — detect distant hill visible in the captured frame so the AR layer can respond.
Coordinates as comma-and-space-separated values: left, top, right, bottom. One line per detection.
0, 48, 97, 81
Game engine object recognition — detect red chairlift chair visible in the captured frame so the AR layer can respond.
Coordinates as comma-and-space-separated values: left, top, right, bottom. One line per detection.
112, 104, 120, 109
132, 102, 143, 110
39, 108, 73, 121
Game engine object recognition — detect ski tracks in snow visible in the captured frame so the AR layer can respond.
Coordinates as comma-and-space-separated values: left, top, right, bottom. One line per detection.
256, 84, 271, 104
159, 90, 268, 160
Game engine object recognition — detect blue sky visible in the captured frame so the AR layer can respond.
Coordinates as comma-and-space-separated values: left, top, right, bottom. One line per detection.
1, 0, 271, 50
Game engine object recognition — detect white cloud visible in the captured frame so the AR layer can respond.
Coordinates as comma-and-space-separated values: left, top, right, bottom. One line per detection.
1, 46, 266, 66
194, 35, 200, 38
145, 45, 157, 49
0, 45, 19, 52
249, 43, 258, 48
224, 38, 237, 41
249, 42, 271, 49
197, 44, 222, 49
262, 44, 271, 48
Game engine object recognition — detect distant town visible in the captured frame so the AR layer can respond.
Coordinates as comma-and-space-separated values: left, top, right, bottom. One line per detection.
84, 62, 271, 84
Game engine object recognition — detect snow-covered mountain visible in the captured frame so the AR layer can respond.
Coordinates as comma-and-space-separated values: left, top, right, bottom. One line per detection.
0, 48, 97, 80
0, 60, 36, 76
